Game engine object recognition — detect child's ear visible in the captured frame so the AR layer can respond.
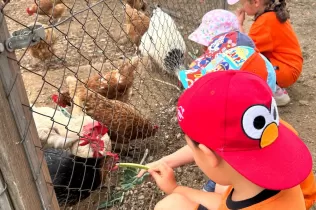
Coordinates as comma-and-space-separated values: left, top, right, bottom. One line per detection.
198, 144, 219, 167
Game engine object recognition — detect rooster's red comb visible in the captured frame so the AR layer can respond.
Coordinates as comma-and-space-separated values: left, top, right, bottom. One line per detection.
26, 7, 33, 15
51, 94, 67, 108
51, 94, 59, 103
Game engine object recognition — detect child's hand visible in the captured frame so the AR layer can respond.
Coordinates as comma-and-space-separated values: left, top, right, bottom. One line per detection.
236, 8, 246, 26
148, 162, 178, 194
137, 159, 165, 178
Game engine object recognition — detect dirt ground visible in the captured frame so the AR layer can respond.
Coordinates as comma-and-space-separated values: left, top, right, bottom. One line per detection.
3, 0, 316, 209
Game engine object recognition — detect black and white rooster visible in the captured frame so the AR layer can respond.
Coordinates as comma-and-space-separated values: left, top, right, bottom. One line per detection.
31, 105, 119, 207
44, 148, 118, 207
139, 6, 187, 78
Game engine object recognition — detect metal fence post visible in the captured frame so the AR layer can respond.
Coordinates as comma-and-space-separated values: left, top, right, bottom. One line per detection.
0, 11, 60, 210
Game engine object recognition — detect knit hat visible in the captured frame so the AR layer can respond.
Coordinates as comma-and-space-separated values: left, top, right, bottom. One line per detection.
177, 70, 312, 190
188, 9, 239, 46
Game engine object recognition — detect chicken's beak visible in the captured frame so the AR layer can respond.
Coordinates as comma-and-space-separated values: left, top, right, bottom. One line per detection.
106, 152, 119, 171
260, 123, 278, 148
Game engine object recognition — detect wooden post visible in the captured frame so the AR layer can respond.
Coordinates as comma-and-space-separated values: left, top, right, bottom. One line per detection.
223, 0, 228, 9
0, 12, 60, 210
0, 171, 14, 210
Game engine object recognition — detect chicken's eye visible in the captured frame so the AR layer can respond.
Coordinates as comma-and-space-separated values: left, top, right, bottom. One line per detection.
242, 105, 273, 140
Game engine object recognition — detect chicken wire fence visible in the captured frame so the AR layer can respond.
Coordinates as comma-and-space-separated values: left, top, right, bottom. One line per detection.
0, 0, 226, 209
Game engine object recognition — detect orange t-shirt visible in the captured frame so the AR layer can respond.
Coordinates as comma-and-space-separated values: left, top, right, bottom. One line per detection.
248, 12, 303, 87
194, 119, 315, 210
218, 185, 305, 210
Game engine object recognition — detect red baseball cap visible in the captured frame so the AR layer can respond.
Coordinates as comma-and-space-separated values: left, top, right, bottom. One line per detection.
177, 70, 312, 190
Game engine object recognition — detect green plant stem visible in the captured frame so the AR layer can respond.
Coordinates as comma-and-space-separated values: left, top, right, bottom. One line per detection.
116, 163, 149, 170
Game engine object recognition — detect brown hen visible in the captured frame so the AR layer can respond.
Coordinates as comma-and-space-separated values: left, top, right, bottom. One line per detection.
125, 3, 150, 47
26, 0, 66, 22
54, 56, 141, 108
28, 25, 58, 62
85, 56, 139, 102
82, 92, 158, 144
126, 0, 148, 11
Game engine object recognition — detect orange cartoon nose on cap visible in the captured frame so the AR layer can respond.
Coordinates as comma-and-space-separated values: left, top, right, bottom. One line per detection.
260, 122, 278, 148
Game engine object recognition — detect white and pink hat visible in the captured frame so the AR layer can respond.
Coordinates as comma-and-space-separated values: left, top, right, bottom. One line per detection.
188, 9, 239, 47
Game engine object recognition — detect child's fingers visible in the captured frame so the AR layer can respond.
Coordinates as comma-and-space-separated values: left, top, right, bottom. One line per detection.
137, 169, 147, 178
150, 165, 162, 173
159, 162, 169, 173
148, 169, 161, 181
158, 162, 174, 177
236, 8, 245, 15
162, 162, 174, 174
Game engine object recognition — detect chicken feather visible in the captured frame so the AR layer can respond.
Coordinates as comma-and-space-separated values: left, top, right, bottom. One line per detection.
126, 0, 148, 11
28, 25, 58, 61
31, 105, 112, 158
139, 7, 187, 77
54, 56, 140, 110
83, 92, 158, 144
26, 0, 66, 21
85, 56, 139, 102
125, 4, 150, 46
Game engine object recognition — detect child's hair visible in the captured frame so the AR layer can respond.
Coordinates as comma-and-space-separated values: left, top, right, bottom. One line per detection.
190, 138, 222, 160
255, 0, 290, 23
191, 139, 200, 147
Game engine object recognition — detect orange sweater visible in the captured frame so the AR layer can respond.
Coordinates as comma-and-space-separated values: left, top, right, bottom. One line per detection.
248, 12, 303, 87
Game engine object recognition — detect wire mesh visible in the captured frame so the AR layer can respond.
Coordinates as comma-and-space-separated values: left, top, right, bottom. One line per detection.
1, 0, 226, 209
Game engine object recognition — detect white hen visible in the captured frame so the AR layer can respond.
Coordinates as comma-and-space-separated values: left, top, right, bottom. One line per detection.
139, 7, 187, 77
31, 105, 112, 158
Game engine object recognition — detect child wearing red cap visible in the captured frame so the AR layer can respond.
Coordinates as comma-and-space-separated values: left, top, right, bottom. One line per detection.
147, 71, 312, 210
228, 0, 303, 106
139, 123, 316, 209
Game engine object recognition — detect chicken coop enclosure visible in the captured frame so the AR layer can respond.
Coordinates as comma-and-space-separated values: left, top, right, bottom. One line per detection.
0, 0, 226, 209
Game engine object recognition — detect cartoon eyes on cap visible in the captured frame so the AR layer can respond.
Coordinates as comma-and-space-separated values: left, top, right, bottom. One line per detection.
242, 98, 279, 140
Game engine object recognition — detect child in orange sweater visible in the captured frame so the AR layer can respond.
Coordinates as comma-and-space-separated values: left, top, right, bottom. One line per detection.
228, 0, 303, 106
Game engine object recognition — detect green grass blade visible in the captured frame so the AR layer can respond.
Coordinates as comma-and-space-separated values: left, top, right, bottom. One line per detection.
116, 163, 150, 170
